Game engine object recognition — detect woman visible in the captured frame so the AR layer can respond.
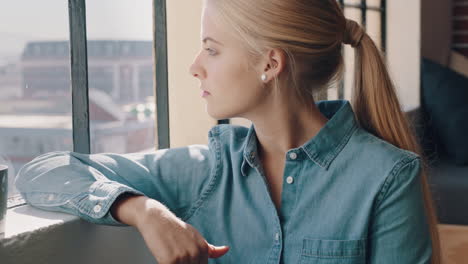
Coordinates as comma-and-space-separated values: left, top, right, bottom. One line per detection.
15, 0, 440, 263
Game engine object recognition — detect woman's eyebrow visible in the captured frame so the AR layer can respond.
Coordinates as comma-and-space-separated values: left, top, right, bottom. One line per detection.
202, 37, 224, 46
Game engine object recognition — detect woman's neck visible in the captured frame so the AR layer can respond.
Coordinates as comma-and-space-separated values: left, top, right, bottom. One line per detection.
251, 102, 328, 161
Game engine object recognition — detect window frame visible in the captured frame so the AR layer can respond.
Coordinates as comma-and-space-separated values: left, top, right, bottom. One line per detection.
7, 0, 168, 209
70, 0, 169, 154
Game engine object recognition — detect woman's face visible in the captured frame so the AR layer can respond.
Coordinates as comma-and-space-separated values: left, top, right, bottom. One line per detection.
189, 3, 268, 120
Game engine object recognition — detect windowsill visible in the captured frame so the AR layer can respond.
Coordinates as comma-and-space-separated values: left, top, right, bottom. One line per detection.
0, 205, 155, 263
1, 204, 78, 240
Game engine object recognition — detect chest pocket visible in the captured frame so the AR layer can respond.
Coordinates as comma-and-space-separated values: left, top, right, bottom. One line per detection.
298, 238, 366, 264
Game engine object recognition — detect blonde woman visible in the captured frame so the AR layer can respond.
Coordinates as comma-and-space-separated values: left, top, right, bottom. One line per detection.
15, 0, 440, 263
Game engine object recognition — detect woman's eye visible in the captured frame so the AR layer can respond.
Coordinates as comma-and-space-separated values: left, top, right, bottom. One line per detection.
204, 48, 217, 56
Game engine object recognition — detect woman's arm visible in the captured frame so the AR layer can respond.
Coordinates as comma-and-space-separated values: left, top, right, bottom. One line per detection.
110, 191, 230, 263
110, 193, 148, 226
14, 143, 217, 226
368, 157, 432, 263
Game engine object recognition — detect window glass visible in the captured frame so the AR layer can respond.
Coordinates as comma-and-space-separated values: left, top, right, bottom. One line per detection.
86, 0, 156, 153
0, 1, 72, 200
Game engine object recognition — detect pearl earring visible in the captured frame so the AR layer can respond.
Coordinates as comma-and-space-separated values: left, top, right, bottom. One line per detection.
261, 73, 267, 82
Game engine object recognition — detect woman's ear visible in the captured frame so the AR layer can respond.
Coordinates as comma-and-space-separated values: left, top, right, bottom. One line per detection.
262, 48, 287, 80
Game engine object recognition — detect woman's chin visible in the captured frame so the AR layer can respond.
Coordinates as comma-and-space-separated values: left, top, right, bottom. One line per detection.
206, 105, 235, 120
208, 113, 231, 121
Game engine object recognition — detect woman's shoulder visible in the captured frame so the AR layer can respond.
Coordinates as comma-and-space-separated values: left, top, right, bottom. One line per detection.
341, 126, 421, 182
352, 125, 419, 159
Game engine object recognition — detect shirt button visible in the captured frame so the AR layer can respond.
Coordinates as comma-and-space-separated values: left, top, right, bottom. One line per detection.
93, 204, 102, 213
275, 233, 279, 241
289, 152, 297, 160
286, 176, 294, 184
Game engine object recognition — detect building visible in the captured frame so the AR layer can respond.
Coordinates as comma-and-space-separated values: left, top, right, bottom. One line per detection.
0, 40, 157, 197
21, 40, 154, 104
0, 89, 156, 197
0, 63, 21, 99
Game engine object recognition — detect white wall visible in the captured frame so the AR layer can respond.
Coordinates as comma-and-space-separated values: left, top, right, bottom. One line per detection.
387, 0, 421, 110
166, 0, 217, 147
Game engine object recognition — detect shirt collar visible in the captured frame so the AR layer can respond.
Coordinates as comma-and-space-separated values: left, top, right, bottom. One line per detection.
240, 100, 358, 177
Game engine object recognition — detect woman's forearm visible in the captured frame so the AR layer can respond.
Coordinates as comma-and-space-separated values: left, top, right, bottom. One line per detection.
110, 193, 150, 227
110, 193, 172, 227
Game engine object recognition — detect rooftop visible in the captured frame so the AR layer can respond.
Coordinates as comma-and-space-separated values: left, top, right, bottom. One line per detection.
0, 115, 72, 129
21, 40, 153, 60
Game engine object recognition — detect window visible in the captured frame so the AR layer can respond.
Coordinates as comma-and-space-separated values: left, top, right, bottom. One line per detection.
3, 0, 170, 208
0, 1, 72, 204
85, 0, 155, 154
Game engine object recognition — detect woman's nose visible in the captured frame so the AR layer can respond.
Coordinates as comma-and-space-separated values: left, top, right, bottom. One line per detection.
189, 63, 197, 77
189, 56, 204, 79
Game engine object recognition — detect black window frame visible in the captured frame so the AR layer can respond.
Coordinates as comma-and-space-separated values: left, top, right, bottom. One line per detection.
8, 0, 169, 209
70, 0, 170, 154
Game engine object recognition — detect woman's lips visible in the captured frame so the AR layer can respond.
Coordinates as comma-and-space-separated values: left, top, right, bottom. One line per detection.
201, 90, 211, 97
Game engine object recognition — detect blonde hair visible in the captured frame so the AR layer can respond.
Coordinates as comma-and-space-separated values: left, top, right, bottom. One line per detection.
207, 0, 441, 262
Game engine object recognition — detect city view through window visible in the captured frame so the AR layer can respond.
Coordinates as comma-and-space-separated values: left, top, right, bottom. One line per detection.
0, 0, 155, 200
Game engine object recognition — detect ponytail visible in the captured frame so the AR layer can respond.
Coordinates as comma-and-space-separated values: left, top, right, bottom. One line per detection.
349, 22, 441, 264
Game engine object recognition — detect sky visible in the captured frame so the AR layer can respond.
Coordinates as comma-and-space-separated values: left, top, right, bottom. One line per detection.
0, 0, 153, 63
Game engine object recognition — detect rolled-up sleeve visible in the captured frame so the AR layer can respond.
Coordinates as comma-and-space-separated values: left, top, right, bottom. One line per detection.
368, 157, 432, 263
14, 141, 219, 226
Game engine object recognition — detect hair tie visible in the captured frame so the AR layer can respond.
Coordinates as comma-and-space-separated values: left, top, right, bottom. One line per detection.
343, 19, 364, 48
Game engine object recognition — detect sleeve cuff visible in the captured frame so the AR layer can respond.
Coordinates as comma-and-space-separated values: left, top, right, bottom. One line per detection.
72, 181, 145, 226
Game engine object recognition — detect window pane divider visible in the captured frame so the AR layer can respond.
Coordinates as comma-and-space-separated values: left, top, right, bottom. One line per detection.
154, 0, 170, 149
68, 0, 91, 154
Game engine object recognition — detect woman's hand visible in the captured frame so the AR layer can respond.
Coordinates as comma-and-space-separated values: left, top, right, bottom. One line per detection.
112, 194, 229, 263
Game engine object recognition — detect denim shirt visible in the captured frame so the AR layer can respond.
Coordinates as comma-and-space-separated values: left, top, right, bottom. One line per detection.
15, 100, 432, 263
